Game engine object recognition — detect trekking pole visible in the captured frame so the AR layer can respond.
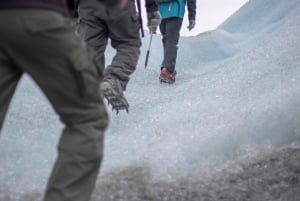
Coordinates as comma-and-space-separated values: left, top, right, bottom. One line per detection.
136, 0, 145, 38
145, 31, 154, 69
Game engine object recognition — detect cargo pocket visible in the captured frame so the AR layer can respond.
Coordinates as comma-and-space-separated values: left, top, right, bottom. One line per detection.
69, 44, 103, 99
130, 13, 141, 35
131, 12, 139, 22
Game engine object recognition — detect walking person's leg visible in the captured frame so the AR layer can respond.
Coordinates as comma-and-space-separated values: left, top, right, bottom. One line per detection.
105, 1, 141, 91
78, 0, 141, 113
77, 1, 108, 71
160, 17, 183, 73
159, 17, 182, 83
0, 10, 108, 201
0, 48, 22, 130
102, 1, 141, 112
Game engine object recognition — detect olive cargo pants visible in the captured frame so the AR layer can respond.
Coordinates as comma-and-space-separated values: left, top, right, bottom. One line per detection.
0, 10, 108, 201
77, 0, 142, 90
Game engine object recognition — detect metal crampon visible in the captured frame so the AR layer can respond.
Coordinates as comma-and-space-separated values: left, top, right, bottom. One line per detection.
101, 79, 129, 114
105, 96, 129, 114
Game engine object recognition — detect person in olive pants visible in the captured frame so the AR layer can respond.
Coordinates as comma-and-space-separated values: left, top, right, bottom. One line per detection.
0, 6, 108, 201
77, 0, 160, 112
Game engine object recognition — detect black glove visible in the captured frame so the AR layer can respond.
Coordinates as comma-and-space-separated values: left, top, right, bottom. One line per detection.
147, 11, 161, 33
187, 19, 195, 31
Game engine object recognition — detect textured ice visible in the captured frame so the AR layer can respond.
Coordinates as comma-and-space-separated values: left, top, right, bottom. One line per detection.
1, 0, 300, 200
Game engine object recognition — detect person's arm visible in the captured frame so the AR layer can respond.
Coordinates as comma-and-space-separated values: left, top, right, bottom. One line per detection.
145, 0, 158, 12
145, 0, 161, 33
187, 0, 196, 20
186, 0, 196, 31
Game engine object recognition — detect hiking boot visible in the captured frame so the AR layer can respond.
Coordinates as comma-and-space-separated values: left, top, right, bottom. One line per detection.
159, 67, 176, 84
100, 78, 129, 113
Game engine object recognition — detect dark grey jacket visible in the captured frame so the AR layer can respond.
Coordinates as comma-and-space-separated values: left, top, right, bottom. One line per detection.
0, 0, 70, 15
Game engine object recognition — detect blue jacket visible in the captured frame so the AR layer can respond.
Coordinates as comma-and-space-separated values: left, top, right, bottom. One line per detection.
158, 0, 196, 20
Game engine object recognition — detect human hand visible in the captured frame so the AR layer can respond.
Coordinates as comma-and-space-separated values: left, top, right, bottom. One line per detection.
147, 11, 161, 33
187, 19, 195, 31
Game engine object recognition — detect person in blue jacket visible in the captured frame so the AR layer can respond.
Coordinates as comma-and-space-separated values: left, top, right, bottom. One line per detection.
158, 0, 196, 84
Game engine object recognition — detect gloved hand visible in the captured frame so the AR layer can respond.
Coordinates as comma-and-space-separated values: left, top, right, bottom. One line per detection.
147, 11, 161, 33
187, 19, 195, 31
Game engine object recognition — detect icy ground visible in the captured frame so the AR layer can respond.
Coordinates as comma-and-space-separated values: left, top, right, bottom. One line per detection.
1, 0, 300, 200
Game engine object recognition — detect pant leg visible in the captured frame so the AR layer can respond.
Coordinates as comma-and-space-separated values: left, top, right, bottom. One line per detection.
78, 1, 141, 91
0, 49, 22, 130
0, 10, 108, 201
77, 1, 108, 71
159, 18, 183, 73
159, 19, 167, 57
105, 0, 142, 90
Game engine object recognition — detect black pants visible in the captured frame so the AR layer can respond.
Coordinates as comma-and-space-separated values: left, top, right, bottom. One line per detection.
159, 17, 183, 73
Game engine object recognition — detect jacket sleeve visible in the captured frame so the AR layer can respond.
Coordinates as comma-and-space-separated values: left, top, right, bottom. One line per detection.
187, 0, 196, 20
145, 0, 158, 12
